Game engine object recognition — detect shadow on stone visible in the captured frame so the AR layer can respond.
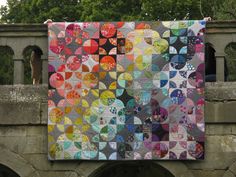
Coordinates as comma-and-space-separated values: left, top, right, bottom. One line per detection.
91, 161, 174, 177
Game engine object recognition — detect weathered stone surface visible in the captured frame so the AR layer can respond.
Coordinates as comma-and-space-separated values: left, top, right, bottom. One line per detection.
205, 82, 236, 101
26, 171, 40, 177
0, 126, 26, 136
24, 154, 80, 171
205, 101, 236, 123
0, 85, 47, 103
0, 102, 41, 124
206, 124, 233, 135
13, 60, 24, 84
185, 152, 236, 170
229, 162, 236, 175
23, 134, 47, 154
26, 126, 46, 136
0, 145, 38, 177
0, 136, 27, 153
14, 84, 47, 102
40, 102, 48, 124
206, 135, 236, 153
191, 170, 225, 177
0, 85, 14, 102
223, 171, 235, 177
39, 171, 78, 177
231, 126, 236, 135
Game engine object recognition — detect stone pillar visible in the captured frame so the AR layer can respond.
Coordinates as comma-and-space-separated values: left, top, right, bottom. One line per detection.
215, 53, 225, 81
42, 58, 48, 84
13, 59, 24, 84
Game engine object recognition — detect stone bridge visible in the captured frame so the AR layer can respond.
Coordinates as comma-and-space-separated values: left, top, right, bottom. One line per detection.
0, 21, 236, 177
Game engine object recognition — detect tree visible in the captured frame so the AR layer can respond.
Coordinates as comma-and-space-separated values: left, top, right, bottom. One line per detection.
0, 47, 14, 85
1, 0, 235, 23
140, 0, 202, 20
215, 0, 236, 20
80, 0, 142, 21
0, 0, 81, 23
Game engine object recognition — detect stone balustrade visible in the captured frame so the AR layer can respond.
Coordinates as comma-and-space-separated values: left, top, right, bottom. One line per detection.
1, 21, 236, 84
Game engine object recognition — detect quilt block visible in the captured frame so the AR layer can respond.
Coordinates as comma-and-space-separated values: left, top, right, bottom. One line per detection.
48, 21, 205, 160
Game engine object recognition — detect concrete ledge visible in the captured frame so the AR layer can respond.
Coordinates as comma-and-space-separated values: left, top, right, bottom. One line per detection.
0, 84, 48, 102
206, 124, 234, 135
0, 24, 47, 37
1, 82, 235, 102
205, 82, 236, 101
1, 20, 236, 34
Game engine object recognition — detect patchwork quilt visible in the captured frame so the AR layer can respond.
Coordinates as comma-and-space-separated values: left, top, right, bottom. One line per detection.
48, 21, 205, 160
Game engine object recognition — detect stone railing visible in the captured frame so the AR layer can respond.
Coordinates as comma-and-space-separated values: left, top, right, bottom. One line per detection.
0, 24, 48, 84
1, 21, 236, 84
205, 21, 236, 81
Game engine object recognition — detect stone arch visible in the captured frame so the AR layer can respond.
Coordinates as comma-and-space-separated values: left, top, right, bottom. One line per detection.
0, 46, 14, 85
0, 145, 40, 177
225, 42, 236, 81
0, 164, 20, 177
22, 45, 43, 84
75, 161, 194, 177
223, 161, 236, 177
205, 42, 216, 82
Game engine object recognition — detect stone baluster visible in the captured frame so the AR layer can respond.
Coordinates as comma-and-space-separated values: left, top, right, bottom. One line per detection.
41, 58, 48, 84
13, 58, 24, 84
215, 53, 225, 81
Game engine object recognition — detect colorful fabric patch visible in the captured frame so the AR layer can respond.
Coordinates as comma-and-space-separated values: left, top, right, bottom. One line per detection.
48, 21, 205, 160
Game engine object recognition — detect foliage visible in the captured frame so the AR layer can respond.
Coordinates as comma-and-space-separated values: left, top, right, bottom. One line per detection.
0, 0, 81, 23
225, 43, 236, 81
23, 48, 33, 84
0, 47, 14, 85
1, 0, 235, 23
80, 0, 142, 21
215, 0, 236, 20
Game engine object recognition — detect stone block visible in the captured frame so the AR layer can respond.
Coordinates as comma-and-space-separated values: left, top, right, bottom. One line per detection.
0, 136, 27, 154
205, 82, 236, 101
205, 101, 236, 123
26, 126, 46, 136
206, 124, 232, 135
223, 171, 235, 177
205, 101, 217, 123
0, 85, 15, 102
14, 84, 47, 102
229, 162, 236, 175
206, 135, 236, 153
0, 126, 26, 136
23, 134, 47, 154
0, 102, 41, 124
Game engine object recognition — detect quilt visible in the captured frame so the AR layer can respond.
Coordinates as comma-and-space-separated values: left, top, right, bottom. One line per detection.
48, 21, 205, 160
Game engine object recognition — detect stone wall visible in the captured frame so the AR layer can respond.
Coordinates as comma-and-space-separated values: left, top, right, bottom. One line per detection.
0, 84, 236, 177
